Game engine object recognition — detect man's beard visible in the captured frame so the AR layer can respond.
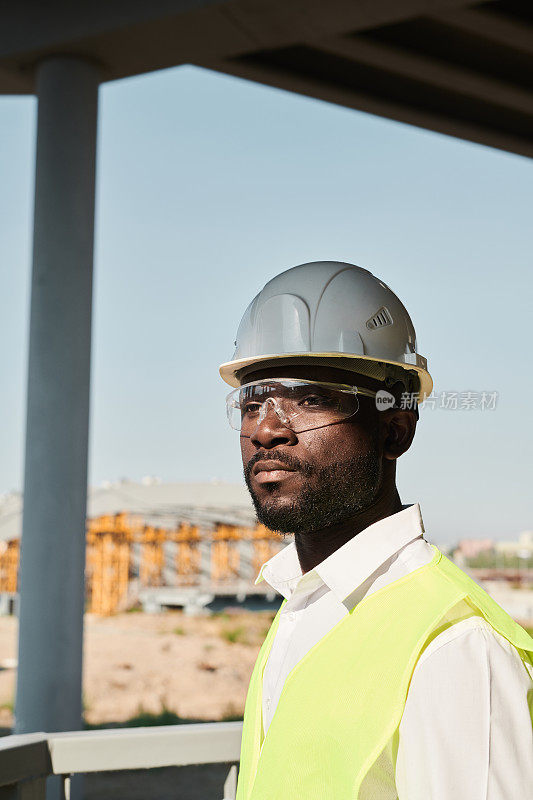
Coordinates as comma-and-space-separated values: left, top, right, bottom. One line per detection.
244, 440, 383, 535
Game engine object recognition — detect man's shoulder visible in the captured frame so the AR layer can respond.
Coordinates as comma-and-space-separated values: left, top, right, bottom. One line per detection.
415, 605, 533, 680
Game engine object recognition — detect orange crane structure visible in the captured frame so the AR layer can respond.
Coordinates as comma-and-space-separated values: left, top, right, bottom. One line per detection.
0, 539, 19, 594
0, 512, 284, 616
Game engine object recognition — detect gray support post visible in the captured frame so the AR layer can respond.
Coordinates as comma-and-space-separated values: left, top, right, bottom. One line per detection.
15, 56, 100, 747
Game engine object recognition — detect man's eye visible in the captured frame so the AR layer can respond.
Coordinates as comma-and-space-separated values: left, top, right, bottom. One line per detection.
300, 394, 331, 408
243, 402, 261, 415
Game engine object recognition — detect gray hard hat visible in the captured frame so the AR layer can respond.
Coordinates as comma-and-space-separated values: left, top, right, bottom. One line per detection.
219, 261, 432, 401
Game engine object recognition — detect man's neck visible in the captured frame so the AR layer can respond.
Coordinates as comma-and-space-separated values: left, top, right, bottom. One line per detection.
294, 490, 404, 574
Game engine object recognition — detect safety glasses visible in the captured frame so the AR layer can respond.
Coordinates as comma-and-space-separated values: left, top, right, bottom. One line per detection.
226, 378, 377, 436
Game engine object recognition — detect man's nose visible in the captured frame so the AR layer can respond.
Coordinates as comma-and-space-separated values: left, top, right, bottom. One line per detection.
250, 401, 298, 448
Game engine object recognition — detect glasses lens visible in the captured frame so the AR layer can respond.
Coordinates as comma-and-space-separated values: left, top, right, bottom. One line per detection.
226, 380, 360, 433
285, 384, 359, 431
226, 397, 243, 431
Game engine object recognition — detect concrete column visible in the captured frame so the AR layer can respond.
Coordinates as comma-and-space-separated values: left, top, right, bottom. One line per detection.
16, 57, 99, 744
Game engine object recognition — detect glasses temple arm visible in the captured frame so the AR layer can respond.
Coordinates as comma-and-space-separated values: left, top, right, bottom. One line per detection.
356, 387, 377, 399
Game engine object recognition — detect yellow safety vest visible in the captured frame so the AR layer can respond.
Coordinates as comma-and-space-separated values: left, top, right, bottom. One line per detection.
236, 546, 533, 800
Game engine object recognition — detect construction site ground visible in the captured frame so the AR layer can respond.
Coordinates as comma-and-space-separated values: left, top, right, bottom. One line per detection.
0, 608, 276, 798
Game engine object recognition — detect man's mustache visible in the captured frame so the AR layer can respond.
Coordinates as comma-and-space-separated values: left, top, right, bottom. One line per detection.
244, 451, 312, 481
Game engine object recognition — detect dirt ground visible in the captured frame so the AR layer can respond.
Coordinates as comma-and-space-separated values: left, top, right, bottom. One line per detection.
0, 608, 275, 729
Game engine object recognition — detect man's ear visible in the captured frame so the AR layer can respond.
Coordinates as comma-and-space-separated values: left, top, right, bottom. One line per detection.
382, 409, 417, 460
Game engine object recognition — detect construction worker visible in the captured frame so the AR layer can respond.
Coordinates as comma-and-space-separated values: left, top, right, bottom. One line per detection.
220, 261, 533, 800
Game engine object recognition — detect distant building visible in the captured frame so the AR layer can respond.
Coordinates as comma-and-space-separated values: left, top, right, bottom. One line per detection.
455, 539, 494, 560
518, 531, 533, 550
495, 531, 533, 558
0, 479, 258, 543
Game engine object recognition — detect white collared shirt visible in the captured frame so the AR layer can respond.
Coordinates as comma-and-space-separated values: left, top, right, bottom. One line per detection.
255, 504, 533, 799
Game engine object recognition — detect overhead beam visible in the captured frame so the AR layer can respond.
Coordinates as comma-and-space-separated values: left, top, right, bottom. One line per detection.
0, 0, 482, 59
431, 7, 533, 56
214, 0, 482, 47
315, 34, 533, 115
202, 53, 533, 158
0, 0, 481, 92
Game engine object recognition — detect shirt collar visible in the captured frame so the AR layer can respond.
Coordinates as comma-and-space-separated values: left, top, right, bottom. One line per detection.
255, 503, 425, 602
255, 537, 303, 599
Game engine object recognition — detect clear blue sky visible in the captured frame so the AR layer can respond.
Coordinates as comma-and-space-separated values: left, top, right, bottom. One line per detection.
1, 65, 532, 544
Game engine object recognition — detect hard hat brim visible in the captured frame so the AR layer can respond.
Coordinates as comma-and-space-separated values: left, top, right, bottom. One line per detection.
219, 352, 433, 403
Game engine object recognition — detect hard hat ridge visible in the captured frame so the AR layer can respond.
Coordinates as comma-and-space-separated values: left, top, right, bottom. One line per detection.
219, 261, 432, 402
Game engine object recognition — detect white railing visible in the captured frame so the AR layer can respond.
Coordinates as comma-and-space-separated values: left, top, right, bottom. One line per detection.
0, 721, 242, 799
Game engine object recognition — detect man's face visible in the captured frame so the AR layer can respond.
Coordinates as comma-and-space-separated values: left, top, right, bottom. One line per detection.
239, 364, 386, 535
